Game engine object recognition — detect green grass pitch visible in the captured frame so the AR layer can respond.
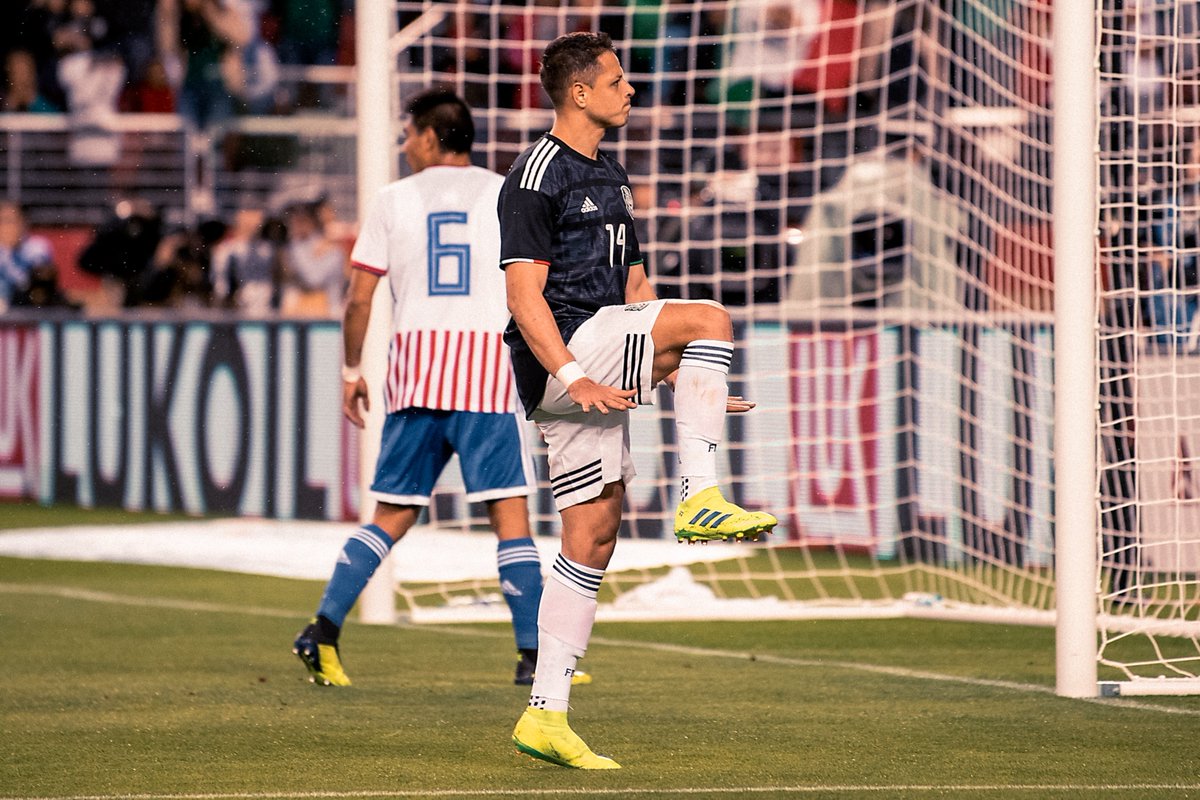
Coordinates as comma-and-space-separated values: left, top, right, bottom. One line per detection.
1, 505, 1199, 799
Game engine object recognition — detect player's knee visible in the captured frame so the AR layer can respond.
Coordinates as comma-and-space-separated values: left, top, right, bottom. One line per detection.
688, 300, 732, 342
658, 299, 732, 346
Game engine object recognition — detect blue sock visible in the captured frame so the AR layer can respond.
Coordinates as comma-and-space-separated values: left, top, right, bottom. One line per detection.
316, 524, 394, 628
497, 537, 543, 651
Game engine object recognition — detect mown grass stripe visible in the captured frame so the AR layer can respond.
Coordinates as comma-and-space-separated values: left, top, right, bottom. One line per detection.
3, 581, 1198, 717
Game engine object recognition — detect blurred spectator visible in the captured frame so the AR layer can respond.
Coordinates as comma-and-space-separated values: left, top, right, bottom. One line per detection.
633, 178, 718, 302
268, 0, 340, 110
0, 200, 56, 313
232, 20, 280, 115
628, 1, 725, 106
269, 0, 341, 66
141, 217, 224, 308
96, 0, 157, 86
122, 57, 177, 112
2, 49, 60, 112
0, 3, 35, 68
279, 199, 345, 317
211, 203, 281, 314
41, 0, 125, 165
48, 0, 113, 57
19, 0, 83, 111
500, 0, 569, 109
428, 9, 493, 110
157, 0, 255, 130
58, 47, 126, 166
78, 198, 164, 308
725, 0, 821, 119
653, 129, 803, 306
1135, 137, 1200, 343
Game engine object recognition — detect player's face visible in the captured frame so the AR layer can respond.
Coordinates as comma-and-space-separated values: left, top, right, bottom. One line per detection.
580, 51, 634, 129
401, 121, 438, 173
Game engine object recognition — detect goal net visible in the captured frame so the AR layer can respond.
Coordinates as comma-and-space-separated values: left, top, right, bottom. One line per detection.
373, 0, 1200, 692
1093, 0, 1200, 694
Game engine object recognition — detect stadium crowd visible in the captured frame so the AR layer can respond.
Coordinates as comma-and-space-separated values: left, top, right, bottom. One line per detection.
1, 1, 1193, 319
0, 193, 349, 316
0, 0, 868, 126
0, 0, 352, 125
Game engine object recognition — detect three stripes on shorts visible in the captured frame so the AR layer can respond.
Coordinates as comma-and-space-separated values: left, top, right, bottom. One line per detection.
551, 458, 602, 502
622, 333, 648, 404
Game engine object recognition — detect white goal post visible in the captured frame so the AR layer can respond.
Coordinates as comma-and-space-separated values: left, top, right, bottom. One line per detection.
1051, 0, 1098, 699
351, 0, 1200, 697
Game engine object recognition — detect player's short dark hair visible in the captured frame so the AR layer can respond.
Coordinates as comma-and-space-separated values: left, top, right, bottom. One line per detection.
539, 32, 616, 108
405, 88, 475, 154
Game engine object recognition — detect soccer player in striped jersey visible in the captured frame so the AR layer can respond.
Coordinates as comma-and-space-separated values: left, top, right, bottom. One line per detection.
502, 33, 777, 769
292, 89, 573, 689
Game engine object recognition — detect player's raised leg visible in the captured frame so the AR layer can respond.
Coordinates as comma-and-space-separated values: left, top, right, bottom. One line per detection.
651, 300, 778, 543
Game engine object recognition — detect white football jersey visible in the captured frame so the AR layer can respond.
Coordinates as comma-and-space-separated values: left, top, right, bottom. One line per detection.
351, 165, 516, 414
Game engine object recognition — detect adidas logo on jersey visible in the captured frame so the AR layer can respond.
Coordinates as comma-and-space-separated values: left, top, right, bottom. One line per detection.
580, 196, 599, 213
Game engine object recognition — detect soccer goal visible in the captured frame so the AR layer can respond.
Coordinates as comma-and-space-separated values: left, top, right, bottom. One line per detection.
353, 0, 1200, 697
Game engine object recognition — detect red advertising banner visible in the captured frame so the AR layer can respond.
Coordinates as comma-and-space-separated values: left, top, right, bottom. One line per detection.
0, 325, 40, 499
787, 330, 880, 547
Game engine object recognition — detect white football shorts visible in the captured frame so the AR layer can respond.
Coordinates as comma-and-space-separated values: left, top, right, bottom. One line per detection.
533, 299, 667, 510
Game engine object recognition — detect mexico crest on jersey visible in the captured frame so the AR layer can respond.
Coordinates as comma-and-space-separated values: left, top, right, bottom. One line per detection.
621, 185, 634, 216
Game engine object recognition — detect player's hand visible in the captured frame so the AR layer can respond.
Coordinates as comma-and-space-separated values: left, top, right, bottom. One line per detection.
567, 377, 637, 414
342, 378, 369, 427
727, 395, 756, 413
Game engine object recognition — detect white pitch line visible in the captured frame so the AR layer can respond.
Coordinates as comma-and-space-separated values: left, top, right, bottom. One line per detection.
3, 582, 1200, 717
3, 784, 1200, 800
0, 583, 300, 619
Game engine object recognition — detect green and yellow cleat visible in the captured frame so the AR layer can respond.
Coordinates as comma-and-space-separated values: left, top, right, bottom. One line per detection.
674, 486, 777, 544
512, 708, 620, 770
292, 621, 352, 687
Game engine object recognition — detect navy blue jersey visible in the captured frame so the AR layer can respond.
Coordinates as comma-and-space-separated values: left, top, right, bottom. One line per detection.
498, 134, 644, 415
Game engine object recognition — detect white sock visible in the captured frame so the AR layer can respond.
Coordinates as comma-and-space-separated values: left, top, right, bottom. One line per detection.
675, 339, 733, 501
528, 554, 603, 712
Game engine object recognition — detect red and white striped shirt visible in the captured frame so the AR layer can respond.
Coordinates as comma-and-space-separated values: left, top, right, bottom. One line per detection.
351, 165, 517, 414
386, 329, 514, 414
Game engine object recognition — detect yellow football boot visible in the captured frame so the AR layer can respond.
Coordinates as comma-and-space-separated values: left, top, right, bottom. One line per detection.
674, 486, 777, 543
512, 708, 620, 769
292, 621, 352, 687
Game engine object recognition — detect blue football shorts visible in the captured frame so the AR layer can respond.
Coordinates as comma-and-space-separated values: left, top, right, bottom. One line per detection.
370, 407, 536, 506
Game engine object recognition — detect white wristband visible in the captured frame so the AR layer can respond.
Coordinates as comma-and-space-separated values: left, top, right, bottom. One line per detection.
555, 360, 587, 388
341, 364, 362, 383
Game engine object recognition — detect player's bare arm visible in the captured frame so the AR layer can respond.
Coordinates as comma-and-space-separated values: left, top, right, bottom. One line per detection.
624, 263, 657, 304
505, 261, 636, 414
341, 268, 378, 428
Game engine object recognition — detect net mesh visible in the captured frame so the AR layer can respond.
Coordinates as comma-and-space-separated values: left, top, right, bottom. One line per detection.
384, 0, 1199, 683
1095, 0, 1200, 681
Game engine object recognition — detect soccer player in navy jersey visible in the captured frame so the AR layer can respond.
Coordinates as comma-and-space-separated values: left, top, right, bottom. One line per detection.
291, 89, 581, 689
501, 32, 777, 769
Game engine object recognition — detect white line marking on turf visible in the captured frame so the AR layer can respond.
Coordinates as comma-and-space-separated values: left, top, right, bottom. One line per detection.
3, 582, 1199, 717
4, 784, 1200, 800
0, 583, 299, 618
